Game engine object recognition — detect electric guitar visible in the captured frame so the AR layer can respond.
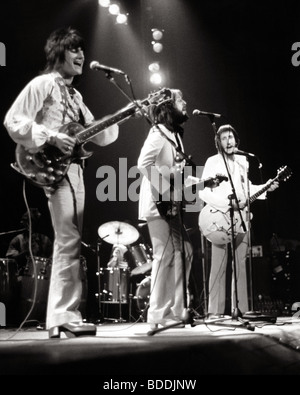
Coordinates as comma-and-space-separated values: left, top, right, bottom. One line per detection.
11, 88, 173, 187
198, 165, 292, 244
156, 174, 228, 220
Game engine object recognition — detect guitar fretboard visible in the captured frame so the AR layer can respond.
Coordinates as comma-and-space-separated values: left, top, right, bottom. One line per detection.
76, 105, 139, 144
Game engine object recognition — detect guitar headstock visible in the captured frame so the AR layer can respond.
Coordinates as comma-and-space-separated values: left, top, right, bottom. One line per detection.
277, 166, 292, 182
146, 88, 173, 107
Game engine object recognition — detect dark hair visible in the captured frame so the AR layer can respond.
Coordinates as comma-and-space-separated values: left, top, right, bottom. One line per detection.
20, 208, 41, 228
148, 88, 187, 135
215, 124, 240, 151
43, 27, 85, 73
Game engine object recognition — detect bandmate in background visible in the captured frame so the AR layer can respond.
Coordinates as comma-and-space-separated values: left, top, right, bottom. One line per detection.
4, 27, 119, 338
198, 124, 279, 319
137, 88, 193, 330
6, 208, 53, 275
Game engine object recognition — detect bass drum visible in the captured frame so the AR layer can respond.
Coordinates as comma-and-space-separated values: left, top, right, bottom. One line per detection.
0, 258, 19, 325
100, 267, 130, 303
19, 255, 87, 323
19, 256, 52, 323
0, 258, 18, 303
135, 276, 151, 314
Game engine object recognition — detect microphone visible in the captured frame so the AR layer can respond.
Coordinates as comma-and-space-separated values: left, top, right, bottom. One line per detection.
233, 148, 256, 158
90, 60, 125, 75
192, 109, 222, 119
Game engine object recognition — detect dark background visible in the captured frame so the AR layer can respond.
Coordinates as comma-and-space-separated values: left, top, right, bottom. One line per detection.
0, 0, 299, 317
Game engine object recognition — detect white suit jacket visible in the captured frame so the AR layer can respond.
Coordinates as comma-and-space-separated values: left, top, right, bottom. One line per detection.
137, 124, 184, 220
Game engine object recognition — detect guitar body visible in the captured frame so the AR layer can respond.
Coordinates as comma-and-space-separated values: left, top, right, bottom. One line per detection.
12, 88, 174, 188
14, 122, 92, 187
199, 166, 292, 244
156, 174, 228, 221
199, 204, 247, 244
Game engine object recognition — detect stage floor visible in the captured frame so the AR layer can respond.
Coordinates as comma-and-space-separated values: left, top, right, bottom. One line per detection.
1, 315, 300, 380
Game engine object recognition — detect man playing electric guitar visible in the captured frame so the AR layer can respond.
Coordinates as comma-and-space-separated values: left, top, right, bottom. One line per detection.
198, 124, 279, 320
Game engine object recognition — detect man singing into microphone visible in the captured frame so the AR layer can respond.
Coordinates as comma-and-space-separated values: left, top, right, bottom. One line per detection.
198, 124, 279, 319
4, 27, 120, 338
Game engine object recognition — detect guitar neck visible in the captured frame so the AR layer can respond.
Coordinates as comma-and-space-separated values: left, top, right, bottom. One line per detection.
76, 101, 146, 144
249, 176, 277, 204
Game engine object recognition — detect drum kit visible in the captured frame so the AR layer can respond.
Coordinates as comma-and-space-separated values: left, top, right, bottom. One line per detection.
0, 220, 152, 325
97, 221, 153, 322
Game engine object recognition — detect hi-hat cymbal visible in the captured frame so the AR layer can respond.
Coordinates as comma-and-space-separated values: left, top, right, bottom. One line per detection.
98, 221, 139, 245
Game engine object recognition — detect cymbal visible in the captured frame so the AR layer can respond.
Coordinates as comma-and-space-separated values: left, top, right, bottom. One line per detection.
98, 221, 139, 245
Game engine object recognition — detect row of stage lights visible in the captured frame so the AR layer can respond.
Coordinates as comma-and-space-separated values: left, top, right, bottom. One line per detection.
98, 0, 128, 24
149, 28, 164, 85
98, 0, 165, 86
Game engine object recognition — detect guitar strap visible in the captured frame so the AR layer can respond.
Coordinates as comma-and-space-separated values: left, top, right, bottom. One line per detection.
73, 107, 87, 169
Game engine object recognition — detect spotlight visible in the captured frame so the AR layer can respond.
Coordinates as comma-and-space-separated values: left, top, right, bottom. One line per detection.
148, 62, 160, 72
109, 3, 120, 15
98, 0, 110, 7
152, 42, 163, 53
152, 29, 163, 41
116, 13, 128, 24
150, 72, 162, 85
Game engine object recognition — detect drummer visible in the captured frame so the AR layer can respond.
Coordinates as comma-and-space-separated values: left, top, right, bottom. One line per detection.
107, 244, 129, 270
6, 208, 53, 275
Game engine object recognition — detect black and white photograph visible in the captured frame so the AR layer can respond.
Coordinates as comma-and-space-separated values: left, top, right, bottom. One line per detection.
0, 0, 300, 381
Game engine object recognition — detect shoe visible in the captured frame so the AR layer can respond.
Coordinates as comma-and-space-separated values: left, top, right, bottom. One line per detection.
49, 322, 97, 339
149, 323, 158, 330
163, 319, 185, 328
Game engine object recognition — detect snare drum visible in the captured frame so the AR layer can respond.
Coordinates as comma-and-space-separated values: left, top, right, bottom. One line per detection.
100, 267, 129, 303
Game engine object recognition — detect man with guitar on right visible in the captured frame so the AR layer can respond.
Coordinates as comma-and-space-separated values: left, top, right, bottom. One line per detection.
198, 124, 280, 320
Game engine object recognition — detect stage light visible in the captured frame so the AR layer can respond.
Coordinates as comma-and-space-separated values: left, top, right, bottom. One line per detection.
98, 0, 110, 7
152, 42, 163, 53
150, 72, 162, 85
109, 4, 120, 15
152, 29, 163, 41
116, 13, 128, 24
148, 62, 160, 72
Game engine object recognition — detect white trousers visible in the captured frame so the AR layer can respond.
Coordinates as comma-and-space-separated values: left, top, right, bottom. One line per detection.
146, 216, 193, 325
208, 232, 249, 315
45, 164, 85, 329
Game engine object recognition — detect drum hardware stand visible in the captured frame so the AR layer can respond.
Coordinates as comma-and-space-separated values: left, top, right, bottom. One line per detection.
128, 283, 134, 322
95, 235, 108, 323
115, 265, 127, 323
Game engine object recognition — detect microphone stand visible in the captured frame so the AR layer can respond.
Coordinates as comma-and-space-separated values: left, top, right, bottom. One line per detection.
245, 158, 255, 313
102, 72, 150, 123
